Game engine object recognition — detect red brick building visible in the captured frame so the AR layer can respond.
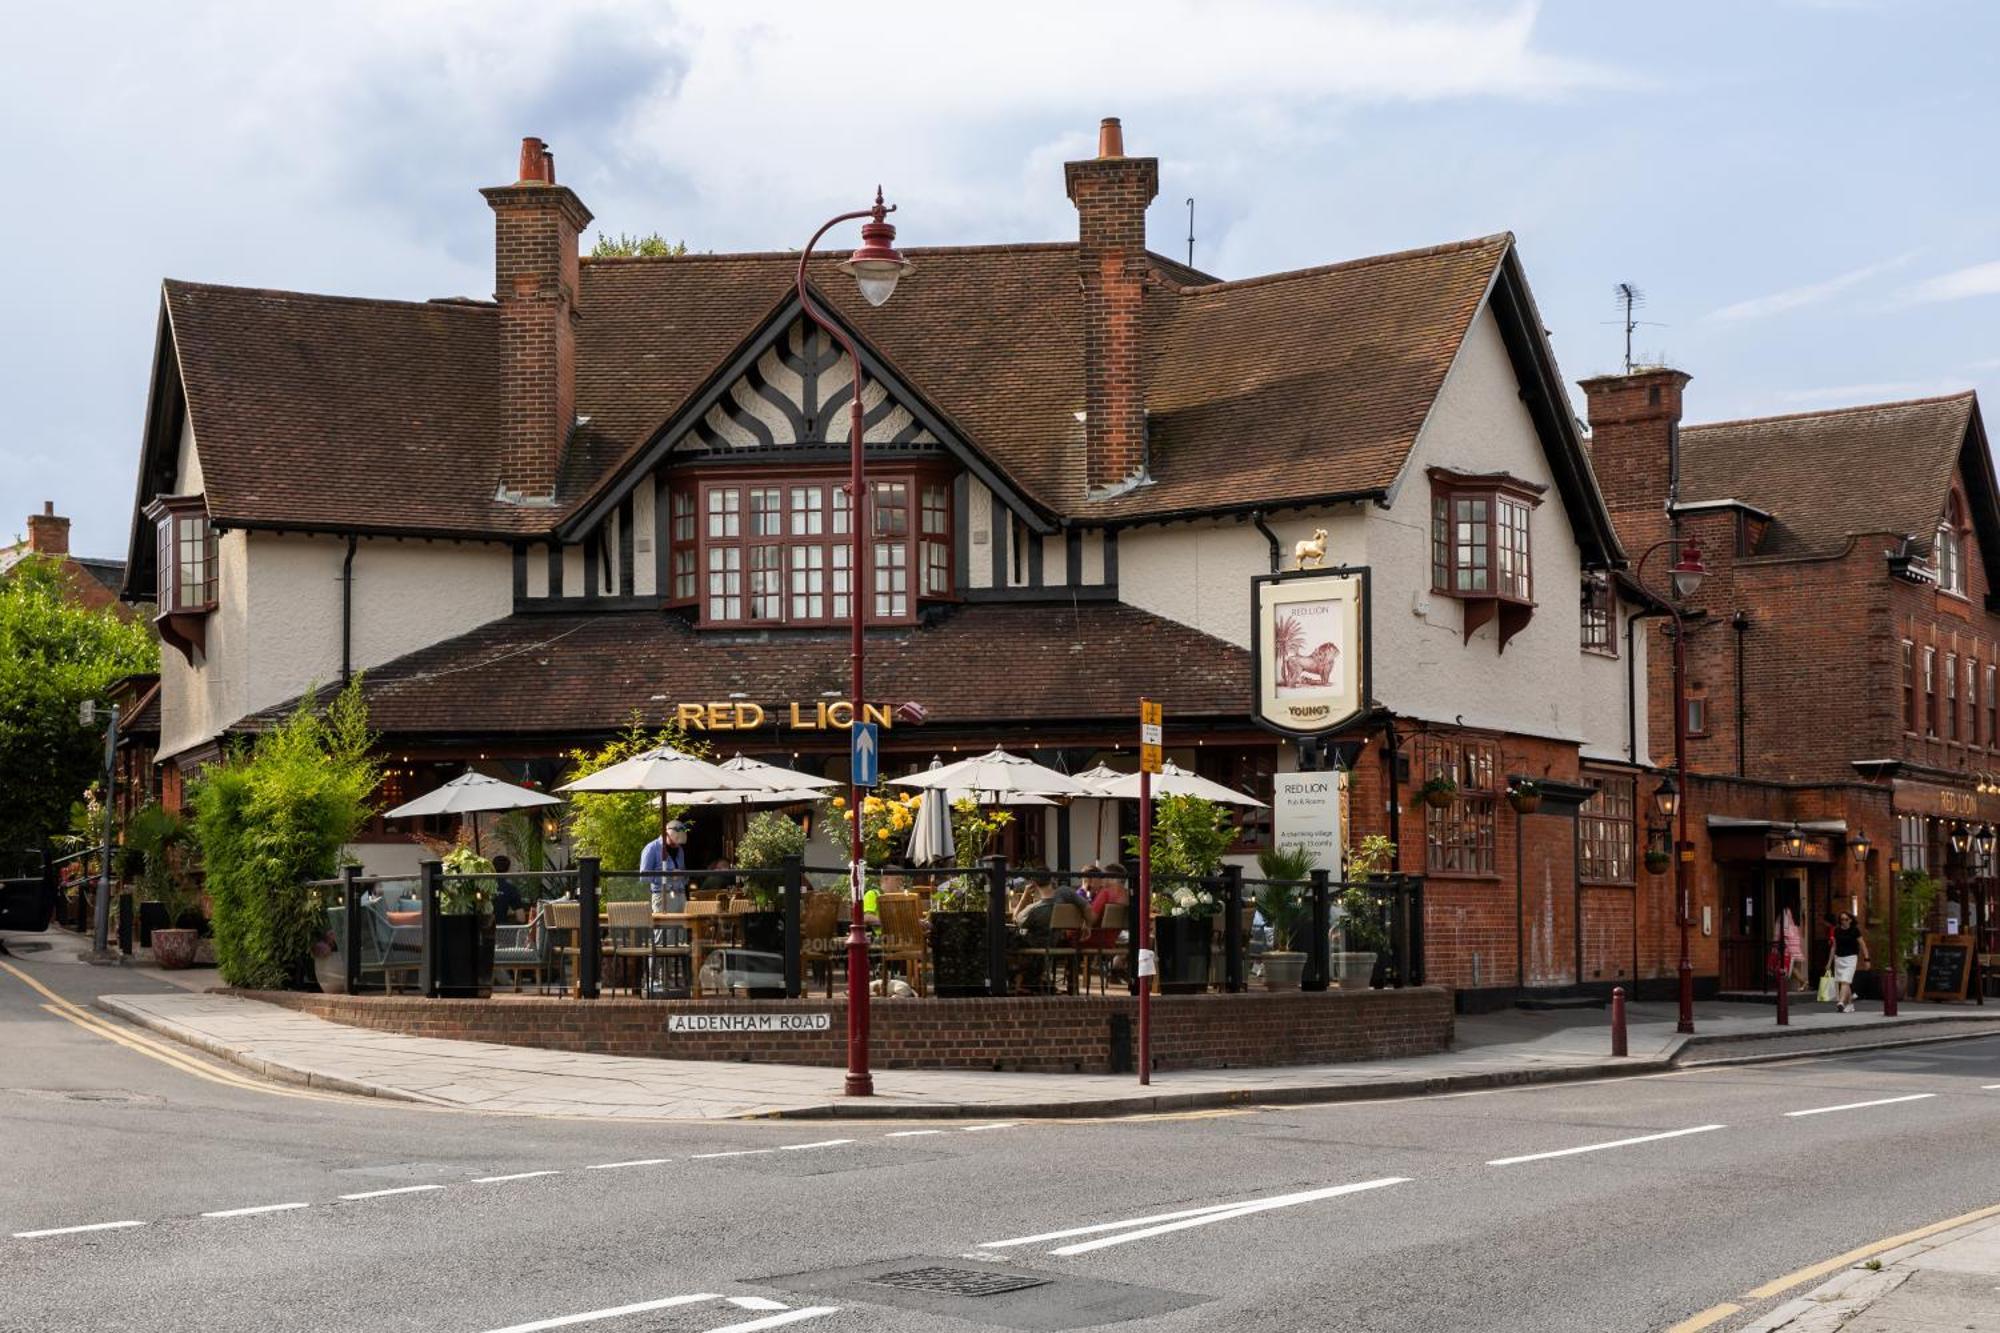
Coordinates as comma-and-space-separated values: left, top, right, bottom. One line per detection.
1589, 369, 1993, 993
1, 502, 128, 615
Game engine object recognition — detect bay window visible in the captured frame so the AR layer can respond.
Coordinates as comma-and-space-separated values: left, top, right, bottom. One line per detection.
144, 494, 217, 660
667, 467, 952, 626
1429, 468, 1545, 650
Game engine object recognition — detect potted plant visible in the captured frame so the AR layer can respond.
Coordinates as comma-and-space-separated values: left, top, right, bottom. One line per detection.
1644, 847, 1671, 875
734, 810, 806, 957
1255, 844, 1316, 990
929, 799, 1012, 996
1336, 834, 1397, 989
1128, 794, 1235, 994
128, 802, 201, 970
1506, 778, 1541, 815
1420, 774, 1458, 809
434, 845, 497, 997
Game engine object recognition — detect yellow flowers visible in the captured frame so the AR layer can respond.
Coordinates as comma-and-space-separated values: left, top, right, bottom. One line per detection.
830, 796, 845, 809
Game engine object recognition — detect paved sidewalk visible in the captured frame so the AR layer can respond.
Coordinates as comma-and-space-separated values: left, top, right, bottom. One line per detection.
95, 989, 2000, 1121
1738, 1208, 2000, 1331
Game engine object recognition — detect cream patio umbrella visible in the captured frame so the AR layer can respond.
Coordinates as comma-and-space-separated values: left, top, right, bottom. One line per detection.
381, 770, 561, 855
717, 753, 840, 793
889, 747, 1098, 802
557, 746, 767, 847
1095, 760, 1268, 807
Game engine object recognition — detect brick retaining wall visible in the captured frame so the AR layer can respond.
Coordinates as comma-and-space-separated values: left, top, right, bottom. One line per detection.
239, 987, 1454, 1074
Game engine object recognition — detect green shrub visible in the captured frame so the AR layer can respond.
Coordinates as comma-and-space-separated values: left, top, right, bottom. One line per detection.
126, 800, 197, 923
1868, 869, 1942, 968
190, 681, 379, 989
735, 810, 807, 908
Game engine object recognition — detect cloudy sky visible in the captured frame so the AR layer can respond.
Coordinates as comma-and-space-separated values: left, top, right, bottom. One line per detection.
5, 0, 1997, 557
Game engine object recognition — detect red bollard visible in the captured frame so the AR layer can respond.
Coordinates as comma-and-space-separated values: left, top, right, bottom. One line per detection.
1776, 976, 1789, 1026
1611, 986, 1628, 1058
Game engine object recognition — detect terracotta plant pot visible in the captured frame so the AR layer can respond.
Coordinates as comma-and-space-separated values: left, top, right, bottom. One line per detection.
150, 927, 200, 971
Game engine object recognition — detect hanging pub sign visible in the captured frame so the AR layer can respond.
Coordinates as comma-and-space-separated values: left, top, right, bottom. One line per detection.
1251, 567, 1371, 738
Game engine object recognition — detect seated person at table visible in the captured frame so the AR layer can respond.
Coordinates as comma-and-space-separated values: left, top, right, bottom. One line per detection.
1082, 862, 1129, 948
1013, 872, 1087, 933
490, 855, 524, 923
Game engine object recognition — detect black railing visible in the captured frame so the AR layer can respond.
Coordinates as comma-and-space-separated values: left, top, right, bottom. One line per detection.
297, 859, 1426, 1001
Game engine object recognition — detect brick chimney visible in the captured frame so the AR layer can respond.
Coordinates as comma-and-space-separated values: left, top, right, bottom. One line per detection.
481, 137, 593, 502
1066, 117, 1158, 495
1580, 367, 1692, 555
25, 501, 70, 556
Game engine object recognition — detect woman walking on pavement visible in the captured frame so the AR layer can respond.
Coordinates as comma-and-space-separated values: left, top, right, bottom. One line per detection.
1830, 910, 1870, 1013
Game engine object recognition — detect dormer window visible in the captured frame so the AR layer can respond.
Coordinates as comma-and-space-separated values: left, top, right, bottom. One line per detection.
144, 494, 216, 660
665, 466, 953, 627
1430, 468, 1546, 650
1937, 492, 1967, 596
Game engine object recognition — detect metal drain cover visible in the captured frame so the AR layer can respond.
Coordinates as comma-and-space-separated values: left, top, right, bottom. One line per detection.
871, 1267, 1050, 1298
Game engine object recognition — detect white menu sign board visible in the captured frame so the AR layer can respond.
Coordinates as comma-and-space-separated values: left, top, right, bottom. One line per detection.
1273, 771, 1343, 878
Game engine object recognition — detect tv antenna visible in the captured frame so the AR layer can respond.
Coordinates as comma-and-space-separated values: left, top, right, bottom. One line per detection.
1185, 197, 1195, 269
1609, 282, 1667, 373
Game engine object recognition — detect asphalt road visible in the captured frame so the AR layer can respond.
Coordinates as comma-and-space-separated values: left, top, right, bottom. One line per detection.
5, 934, 2000, 1333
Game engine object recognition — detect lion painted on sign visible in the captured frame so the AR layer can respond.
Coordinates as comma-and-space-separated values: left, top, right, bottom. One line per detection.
1274, 610, 1341, 690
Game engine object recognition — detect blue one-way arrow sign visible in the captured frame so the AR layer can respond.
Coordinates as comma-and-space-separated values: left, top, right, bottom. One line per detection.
851, 721, 880, 788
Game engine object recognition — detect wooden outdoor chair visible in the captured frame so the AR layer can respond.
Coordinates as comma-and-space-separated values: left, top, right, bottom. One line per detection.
605, 900, 667, 996
1017, 902, 1087, 995
874, 892, 927, 995
799, 891, 844, 998
493, 905, 552, 992
1079, 901, 1128, 995
546, 900, 582, 995
681, 899, 725, 995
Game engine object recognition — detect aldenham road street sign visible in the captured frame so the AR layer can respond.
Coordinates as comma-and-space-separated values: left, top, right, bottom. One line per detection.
668, 1013, 833, 1033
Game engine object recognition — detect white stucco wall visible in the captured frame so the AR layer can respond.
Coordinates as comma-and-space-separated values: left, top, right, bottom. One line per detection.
158, 532, 515, 759
1116, 302, 1646, 760
173, 415, 204, 494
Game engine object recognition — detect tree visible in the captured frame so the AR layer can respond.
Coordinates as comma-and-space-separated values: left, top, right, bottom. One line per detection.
0, 555, 156, 865
590, 231, 687, 258
190, 680, 379, 989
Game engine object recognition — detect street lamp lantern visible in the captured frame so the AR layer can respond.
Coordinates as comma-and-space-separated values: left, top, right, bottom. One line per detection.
1652, 774, 1679, 820
838, 189, 913, 307
1782, 823, 1807, 858
1977, 825, 1996, 860
1951, 822, 1971, 857
1669, 535, 1707, 600
1849, 829, 1871, 863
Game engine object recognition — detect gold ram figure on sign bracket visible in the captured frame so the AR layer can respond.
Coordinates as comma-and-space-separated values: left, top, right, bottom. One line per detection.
1293, 528, 1329, 570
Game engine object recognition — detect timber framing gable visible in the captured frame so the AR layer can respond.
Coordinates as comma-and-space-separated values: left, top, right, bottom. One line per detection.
559, 289, 1055, 545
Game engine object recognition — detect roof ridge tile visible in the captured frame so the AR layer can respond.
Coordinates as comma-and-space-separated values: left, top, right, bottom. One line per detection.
1685, 390, 1977, 434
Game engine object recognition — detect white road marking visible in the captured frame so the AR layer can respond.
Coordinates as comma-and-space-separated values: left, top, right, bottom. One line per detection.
201, 1202, 311, 1218
476, 1293, 721, 1333
1982, 1084, 2000, 1090
1487, 1124, 1725, 1166
961, 1123, 1016, 1132
726, 1297, 791, 1311
1049, 1179, 1410, 1256
778, 1139, 854, 1151
584, 1159, 673, 1170
472, 1171, 561, 1183
982, 1179, 1408, 1254
339, 1185, 445, 1200
884, 1129, 944, 1138
983, 1199, 1256, 1248
693, 1149, 772, 1159
704, 1308, 839, 1333
12, 1220, 146, 1239
1786, 1093, 1936, 1118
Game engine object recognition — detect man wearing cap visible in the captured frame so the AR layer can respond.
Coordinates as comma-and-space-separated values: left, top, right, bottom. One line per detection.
640, 820, 690, 994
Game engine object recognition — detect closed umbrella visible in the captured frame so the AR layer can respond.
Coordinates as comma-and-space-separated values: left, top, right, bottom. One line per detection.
907, 790, 955, 867
890, 747, 1097, 800
382, 770, 561, 854
1096, 760, 1267, 807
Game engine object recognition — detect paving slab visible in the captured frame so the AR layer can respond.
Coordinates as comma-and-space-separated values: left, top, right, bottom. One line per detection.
93, 988, 2000, 1122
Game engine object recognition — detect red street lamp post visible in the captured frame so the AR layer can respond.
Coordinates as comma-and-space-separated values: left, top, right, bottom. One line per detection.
1637, 534, 1707, 1035
795, 190, 913, 1098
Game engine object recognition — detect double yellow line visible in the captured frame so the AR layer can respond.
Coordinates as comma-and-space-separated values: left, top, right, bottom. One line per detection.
1666, 1198, 2000, 1331
0, 958, 341, 1104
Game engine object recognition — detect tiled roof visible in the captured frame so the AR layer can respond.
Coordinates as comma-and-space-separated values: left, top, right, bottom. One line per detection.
157, 231, 1517, 536
163, 283, 518, 534
1679, 393, 1978, 556
241, 602, 1249, 738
